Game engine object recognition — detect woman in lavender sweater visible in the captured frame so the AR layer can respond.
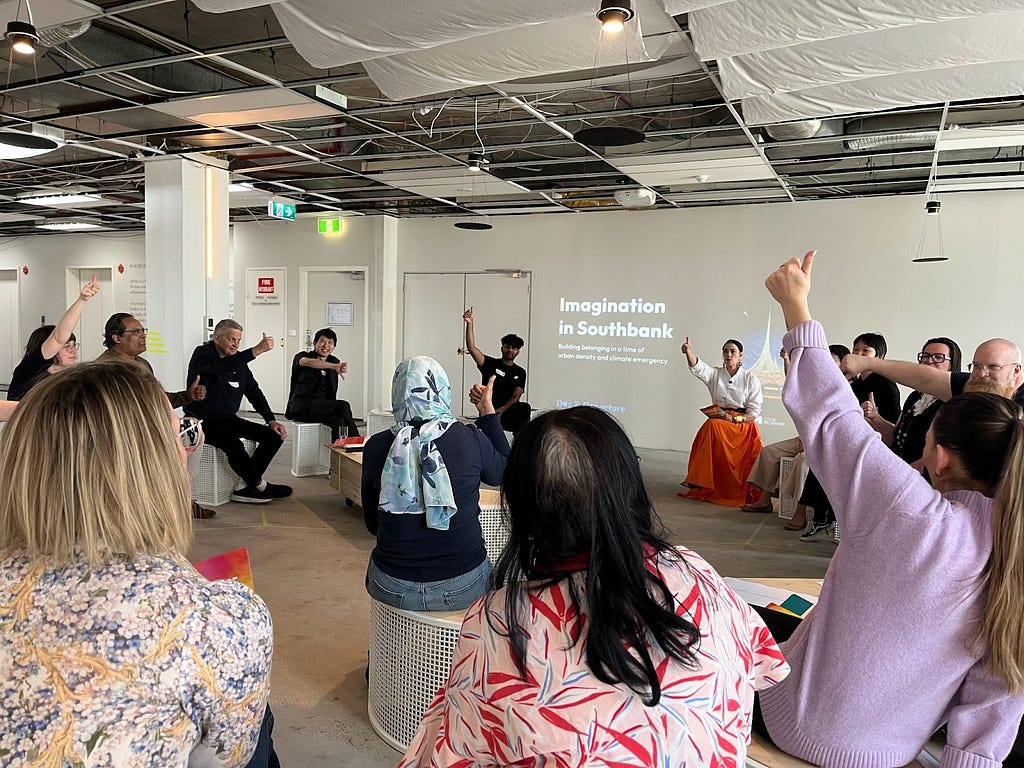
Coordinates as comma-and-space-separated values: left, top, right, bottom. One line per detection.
758, 251, 1024, 768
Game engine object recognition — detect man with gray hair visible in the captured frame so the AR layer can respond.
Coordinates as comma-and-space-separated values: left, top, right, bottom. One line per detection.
185, 319, 291, 504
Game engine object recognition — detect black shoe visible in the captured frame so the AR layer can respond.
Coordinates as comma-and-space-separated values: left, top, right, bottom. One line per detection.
800, 521, 834, 542
263, 482, 292, 499
230, 486, 273, 504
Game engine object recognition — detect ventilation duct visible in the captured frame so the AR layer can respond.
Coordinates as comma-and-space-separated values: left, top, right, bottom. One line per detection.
843, 114, 951, 152
36, 20, 91, 48
764, 120, 821, 141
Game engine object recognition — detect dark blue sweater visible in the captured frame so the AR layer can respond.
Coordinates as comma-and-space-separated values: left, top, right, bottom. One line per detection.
361, 414, 509, 582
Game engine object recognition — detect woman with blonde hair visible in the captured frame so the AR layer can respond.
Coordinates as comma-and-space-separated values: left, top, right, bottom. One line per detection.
0, 361, 273, 767
758, 251, 1024, 767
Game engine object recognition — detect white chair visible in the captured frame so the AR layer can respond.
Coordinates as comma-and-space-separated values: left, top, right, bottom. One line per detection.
367, 408, 397, 438
479, 500, 509, 564
367, 600, 463, 751
289, 421, 331, 477
778, 457, 797, 520
191, 439, 256, 507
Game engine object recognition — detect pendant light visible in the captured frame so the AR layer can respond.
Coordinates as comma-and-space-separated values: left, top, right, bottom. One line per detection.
911, 199, 947, 263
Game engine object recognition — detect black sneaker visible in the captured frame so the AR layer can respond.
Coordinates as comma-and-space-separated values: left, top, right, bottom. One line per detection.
800, 521, 834, 543
263, 482, 292, 499
230, 486, 273, 504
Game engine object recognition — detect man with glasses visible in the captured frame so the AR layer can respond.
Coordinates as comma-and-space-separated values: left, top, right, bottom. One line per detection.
185, 319, 291, 505
843, 337, 1024, 405
98, 312, 214, 518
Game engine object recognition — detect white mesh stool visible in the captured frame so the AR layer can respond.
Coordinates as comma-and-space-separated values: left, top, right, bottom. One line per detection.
190, 439, 257, 507
368, 600, 464, 751
367, 408, 397, 438
479, 489, 509, 565
290, 421, 331, 477
778, 457, 796, 520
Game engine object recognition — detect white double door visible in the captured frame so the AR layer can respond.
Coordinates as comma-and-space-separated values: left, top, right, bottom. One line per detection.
403, 272, 531, 417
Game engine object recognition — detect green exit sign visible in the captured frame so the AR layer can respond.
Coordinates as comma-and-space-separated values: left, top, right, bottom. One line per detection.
268, 199, 296, 221
318, 218, 342, 234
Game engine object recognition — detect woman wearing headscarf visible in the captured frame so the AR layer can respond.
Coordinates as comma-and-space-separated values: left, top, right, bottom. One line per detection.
361, 356, 509, 611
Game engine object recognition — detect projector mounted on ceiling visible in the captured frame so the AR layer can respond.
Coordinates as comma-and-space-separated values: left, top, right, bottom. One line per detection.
614, 188, 656, 208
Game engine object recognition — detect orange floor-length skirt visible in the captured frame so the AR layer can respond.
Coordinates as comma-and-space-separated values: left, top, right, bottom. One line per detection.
683, 419, 763, 507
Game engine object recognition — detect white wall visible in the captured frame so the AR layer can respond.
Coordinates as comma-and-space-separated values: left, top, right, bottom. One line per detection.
6, 191, 1023, 452
398, 192, 1024, 449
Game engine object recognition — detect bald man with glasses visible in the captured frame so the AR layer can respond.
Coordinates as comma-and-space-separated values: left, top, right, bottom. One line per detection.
842, 337, 1024, 404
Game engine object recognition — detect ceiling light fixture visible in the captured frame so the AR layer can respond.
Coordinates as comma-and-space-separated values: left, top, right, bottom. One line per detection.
455, 101, 493, 231
5, 20, 38, 56
467, 152, 488, 173
597, 0, 633, 33
912, 199, 947, 263
20, 193, 102, 206
35, 220, 102, 231
573, 1, 645, 148
228, 182, 254, 192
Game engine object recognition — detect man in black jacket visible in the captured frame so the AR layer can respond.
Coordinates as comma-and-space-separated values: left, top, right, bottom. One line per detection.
185, 319, 291, 504
285, 328, 358, 441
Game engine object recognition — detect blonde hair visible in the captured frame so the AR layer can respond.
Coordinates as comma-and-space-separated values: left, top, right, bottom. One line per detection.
0, 360, 193, 565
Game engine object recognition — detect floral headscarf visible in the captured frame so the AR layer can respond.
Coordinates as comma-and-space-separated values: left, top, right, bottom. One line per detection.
379, 356, 458, 530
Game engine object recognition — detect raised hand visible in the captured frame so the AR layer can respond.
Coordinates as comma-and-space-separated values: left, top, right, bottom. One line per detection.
765, 250, 815, 329
841, 354, 869, 380
80, 274, 100, 301
681, 336, 692, 356
462, 306, 474, 324
253, 333, 274, 356
470, 375, 496, 416
188, 376, 207, 402
862, 392, 879, 423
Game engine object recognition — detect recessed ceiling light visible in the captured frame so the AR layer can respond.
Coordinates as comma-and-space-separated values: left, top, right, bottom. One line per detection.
228, 182, 254, 192
35, 221, 103, 231
20, 193, 102, 206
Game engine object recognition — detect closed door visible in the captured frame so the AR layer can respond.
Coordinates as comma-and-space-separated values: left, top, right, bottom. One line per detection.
66, 268, 113, 362
244, 268, 287, 414
304, 270, 366, 418
0, 269, 18, 388
403, 272, 531, 417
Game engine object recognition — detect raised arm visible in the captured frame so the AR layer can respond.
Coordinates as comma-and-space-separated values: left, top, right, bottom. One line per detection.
681, 335, 698, 368
463, 306, 485, 367
298, 356, 347, 377
41, 275, 99, 359
842, 355, 953, 401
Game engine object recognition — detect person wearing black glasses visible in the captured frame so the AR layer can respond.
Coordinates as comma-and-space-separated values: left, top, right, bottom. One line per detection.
863, 337, 962, 467
844, 337, 1024, 406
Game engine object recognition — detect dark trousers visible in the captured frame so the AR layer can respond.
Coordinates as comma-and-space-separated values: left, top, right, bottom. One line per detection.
750, 604, 804, 746
244, 705, 281, 768
290, 398, 359, 442
799, 471, 835, 526
499, 401, 532, 435
201, 415, 283, 489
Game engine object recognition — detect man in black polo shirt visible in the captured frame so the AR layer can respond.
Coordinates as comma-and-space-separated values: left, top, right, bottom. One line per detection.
285, 327, 358, 441
463, 306, 530, 434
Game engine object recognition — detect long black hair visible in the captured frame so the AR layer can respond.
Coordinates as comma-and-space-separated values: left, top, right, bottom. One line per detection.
490, 406, 701, 705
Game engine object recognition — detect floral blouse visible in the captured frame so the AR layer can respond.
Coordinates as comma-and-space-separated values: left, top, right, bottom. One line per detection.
0, 551, 273, 767
400, 546, 789, 768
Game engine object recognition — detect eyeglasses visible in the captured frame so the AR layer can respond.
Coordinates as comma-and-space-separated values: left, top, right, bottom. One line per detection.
967, 362, 1020, 374
121, 328, 147, 336
917, 353, 952, 363
62, 340, 77, 350
178, 417, 203, 450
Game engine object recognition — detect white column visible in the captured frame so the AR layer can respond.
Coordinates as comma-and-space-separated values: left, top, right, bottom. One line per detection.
371, 217, 399, 409
144, 155, 229, 393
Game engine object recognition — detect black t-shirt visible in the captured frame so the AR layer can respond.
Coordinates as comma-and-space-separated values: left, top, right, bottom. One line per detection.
477, 355, 526, 409
8, 348, 50, 401
851, 372, 901, 422
950, 371, 1024, 407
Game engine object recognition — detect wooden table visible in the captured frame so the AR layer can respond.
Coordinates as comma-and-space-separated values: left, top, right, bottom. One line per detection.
329, 447, 363, 507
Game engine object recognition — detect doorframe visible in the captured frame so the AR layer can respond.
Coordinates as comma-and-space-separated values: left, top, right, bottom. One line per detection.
243, 266, 288, 414
299, 266, 369, 419
0, 268, 20, 390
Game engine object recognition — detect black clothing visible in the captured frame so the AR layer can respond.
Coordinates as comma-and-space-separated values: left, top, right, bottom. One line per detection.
361, 414, 508, 583
477, 354, 530, 434
184, 341, 281, 488
891, 391, 943, 464
8, 348, 49, 401
185, 342, 275, 423
284, 351, 358, 440
850, 372, 901, 422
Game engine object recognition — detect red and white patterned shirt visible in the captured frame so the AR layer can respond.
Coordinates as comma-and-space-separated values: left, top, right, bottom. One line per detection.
400, 546, 789, 768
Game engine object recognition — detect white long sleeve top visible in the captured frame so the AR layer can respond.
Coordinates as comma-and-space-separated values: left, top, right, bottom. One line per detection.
690, 358, 763, 420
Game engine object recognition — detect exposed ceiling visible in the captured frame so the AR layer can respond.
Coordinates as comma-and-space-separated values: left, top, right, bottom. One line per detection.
0, 0, 1021, 235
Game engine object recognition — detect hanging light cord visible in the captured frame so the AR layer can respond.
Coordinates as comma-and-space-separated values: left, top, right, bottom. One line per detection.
474, 99, 485, 154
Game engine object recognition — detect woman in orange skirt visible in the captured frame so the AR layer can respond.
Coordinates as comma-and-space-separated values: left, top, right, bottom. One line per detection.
680, 336, 763, 506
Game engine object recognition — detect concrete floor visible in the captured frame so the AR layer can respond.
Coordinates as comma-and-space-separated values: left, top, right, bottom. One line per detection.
188, 434, 834, 767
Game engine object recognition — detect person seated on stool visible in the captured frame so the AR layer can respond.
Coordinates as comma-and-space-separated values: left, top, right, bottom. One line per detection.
361, 356, 508, 611
463, 306, 530, 435
680, 336, 763, 507
0, 361, 273, 766
756, 249, 1024, 767
185, 319, 291, 505
398, 406, 789, 768
285, 327, 359, 441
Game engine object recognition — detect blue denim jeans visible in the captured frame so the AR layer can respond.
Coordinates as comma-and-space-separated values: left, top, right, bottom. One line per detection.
365, 557, 492, 611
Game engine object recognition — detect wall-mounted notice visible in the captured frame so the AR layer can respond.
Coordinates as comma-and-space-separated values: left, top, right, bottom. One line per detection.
327, 301, 353, 326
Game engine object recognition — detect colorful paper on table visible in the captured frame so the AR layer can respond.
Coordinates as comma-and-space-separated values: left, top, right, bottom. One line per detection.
780, 593, 815, 617
192, 547, 254, 590
765, 602, 801, 618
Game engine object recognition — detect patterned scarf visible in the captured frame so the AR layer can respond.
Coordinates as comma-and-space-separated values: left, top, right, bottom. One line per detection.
379, 356, 458, 530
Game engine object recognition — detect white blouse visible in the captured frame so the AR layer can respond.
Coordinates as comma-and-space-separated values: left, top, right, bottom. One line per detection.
690, 359, 763, 420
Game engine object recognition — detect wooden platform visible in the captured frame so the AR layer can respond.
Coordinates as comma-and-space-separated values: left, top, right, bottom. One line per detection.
329, 447, 363, 507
